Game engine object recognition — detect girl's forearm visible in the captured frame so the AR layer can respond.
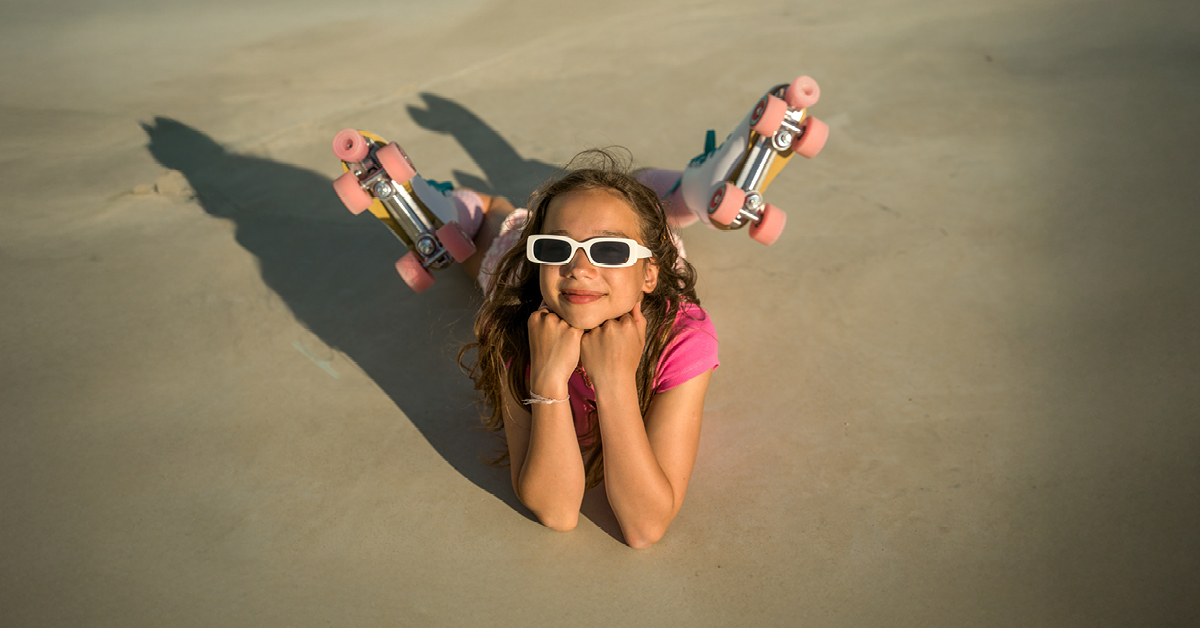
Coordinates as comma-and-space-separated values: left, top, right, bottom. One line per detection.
518, 399, 586, 530
594, 380, 675, 548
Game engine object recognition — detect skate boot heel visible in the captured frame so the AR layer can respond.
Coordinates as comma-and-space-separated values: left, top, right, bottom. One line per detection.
685, 75, 829, 246
331, 129, 476, 293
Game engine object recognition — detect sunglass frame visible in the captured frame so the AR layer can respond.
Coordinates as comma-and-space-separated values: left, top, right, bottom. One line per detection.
526, 235, 653, 268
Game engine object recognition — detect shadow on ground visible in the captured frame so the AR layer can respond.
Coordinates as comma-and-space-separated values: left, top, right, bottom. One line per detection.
407, 92, 560, 204
141, 98, 623, 540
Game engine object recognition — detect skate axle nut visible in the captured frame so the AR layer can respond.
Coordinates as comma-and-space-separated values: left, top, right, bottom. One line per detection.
772, 130, 794, 151
416, 236, 438, 257
738, 193, 766, 226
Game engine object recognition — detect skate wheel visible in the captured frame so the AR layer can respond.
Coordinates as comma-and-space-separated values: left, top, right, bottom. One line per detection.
792, 116, 829, 159
333, 171, 373, 214
784, 76, 821, 109
396, 252, 435, 294
437, 222, 477, 263
749, 203, 786, 245
749, 95, 788, 137
332, 128, 370, 162
376, 142, 417, 185
708, 182, 745, 225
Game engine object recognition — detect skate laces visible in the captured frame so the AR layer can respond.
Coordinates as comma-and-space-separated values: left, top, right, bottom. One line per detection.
425, 178, 455, 194
686, 129, 719, 167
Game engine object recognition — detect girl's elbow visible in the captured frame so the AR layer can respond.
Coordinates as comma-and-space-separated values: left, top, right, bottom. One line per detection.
536, 510, 579, 532
516, 482, 582, 531
620, 496, 678, 548
624, 524, 667, 549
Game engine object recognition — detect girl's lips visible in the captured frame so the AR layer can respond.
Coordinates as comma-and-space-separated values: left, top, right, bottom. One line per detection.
562, 290, 604, 305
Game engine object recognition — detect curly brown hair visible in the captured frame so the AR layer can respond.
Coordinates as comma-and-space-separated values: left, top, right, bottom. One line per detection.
458, 149, 701, 489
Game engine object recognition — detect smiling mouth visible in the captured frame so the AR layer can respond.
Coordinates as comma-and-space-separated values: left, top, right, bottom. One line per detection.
561, 290, 604, 305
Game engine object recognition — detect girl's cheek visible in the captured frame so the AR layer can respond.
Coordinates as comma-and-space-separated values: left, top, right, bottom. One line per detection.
538, 268, 553, 298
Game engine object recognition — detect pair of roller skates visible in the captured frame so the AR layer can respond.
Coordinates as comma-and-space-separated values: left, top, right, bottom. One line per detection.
330, 75, 827, 292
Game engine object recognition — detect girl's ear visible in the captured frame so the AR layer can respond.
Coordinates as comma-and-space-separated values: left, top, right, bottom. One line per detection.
642, 259, 659, 294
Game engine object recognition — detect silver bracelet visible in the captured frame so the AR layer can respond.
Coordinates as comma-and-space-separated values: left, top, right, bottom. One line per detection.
524, 392, 569, 405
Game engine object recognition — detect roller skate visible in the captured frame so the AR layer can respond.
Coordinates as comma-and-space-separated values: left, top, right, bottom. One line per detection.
639, 75, 829, 245
331, 129, 482, 293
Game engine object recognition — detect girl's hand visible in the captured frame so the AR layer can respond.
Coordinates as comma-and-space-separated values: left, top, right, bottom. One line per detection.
580, 299, 647, 392
528, 306, 584, 395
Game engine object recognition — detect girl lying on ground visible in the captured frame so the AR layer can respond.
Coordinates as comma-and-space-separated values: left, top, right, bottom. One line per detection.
458, 150, 717, 549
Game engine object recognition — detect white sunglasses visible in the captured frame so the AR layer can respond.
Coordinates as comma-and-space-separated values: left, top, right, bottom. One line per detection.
526, 235, 653, 268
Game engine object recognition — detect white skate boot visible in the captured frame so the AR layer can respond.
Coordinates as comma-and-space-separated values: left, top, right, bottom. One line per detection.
639, 75, 829, 246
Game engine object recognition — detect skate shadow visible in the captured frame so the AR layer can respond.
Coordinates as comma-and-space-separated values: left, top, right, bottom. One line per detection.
407, 92, 560, 205
141, 116, 531, 521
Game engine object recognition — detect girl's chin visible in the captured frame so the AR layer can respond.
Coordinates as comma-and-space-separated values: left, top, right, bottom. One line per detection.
552, 306, 608, 331
549, 296, 638, 329
557, 312, 603, 331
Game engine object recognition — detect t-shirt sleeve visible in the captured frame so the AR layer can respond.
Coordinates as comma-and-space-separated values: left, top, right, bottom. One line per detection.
653, 304, 719, 393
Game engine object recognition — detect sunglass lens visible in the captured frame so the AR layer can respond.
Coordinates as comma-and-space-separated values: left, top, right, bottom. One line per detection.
533, 238, 572, 263
590, 240, 630, 266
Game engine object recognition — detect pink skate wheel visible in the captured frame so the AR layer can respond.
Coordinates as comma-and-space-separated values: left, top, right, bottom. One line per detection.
332, 128, 370, 162
784, 76, 821, 109
396, 252, 435, 294
333, 171, 373, 214
749, 203, 787, 245
708, 182, 745, 225
437, 222, 477, 263
749, 95, 788, 137
792, 116, 829, 158
376, 142, 417, 185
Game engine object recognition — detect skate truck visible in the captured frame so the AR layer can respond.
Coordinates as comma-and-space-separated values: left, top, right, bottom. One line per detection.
330, 129, 475, 293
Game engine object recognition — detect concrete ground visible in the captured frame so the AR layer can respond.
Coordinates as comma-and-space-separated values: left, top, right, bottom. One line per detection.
2, 0, 1198, 625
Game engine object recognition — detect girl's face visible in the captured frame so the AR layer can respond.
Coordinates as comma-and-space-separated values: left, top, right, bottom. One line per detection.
538, 188, 659, 330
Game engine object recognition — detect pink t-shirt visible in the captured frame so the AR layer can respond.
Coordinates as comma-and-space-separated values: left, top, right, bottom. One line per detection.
568, 301, 718, 444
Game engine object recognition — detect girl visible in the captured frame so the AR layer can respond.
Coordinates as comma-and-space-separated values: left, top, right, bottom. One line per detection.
458, 150, 718, 549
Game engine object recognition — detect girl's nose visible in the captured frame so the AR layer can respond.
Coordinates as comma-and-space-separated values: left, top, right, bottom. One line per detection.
565, 248, 595, 274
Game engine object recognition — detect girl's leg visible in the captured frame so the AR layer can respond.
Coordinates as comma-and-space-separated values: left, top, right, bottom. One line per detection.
631, 170, 690, 263
460, 192, 515, 287
635, 168, 698, 228
419, 183, 527, 293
